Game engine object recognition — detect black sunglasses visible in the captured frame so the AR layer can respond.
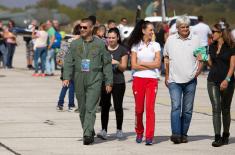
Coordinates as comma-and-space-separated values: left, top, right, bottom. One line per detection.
212, 30, 221, 34
80, 26, 88, 30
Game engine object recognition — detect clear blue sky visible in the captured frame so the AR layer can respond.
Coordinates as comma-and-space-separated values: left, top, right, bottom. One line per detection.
0, 0, 117, 8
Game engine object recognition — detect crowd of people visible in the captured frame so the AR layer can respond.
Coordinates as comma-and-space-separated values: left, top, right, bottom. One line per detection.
0, 14, 234, 147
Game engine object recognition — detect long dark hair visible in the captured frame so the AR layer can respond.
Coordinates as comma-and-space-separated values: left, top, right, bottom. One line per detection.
214, 23, 235, 48
73, 24, 80, 35
108, 27, 122, 44
128, 20, 152, 48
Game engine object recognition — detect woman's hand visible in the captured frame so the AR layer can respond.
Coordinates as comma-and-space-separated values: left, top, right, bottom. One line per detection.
106, 85, 112, 93
220, 80, 228, 91
196, 53, 203, 61
62, 80, 70, 87
112, 59, 120, 65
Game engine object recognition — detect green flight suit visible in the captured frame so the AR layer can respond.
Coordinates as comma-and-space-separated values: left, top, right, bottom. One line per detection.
63, 37, 113, 137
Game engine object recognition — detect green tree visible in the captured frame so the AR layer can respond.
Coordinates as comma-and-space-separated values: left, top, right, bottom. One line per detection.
78, 0, 99, 15
36, 0, 60, 9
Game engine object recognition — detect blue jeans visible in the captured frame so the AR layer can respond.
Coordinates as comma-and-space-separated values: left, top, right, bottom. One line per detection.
34, 47, 47, 73
0, 44, 7, 67
58, 80, 75, 107
46, 48, 55, 74
168, 78, 197, 136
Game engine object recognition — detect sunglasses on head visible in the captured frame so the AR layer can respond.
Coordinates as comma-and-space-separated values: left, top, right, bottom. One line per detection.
80, 26, 88, 30
212, 30, 221, 34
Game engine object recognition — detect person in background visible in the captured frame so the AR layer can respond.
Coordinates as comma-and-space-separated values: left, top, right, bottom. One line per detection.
93, 25, 107, 45
56, 23, 81, 112
192, 15, 212, 73
7, 20, 15, 33
57, 64, 75, 112
3, 25, 17, 69
155, 22, 168, 76
164, 15, 203, 144
205, 24, 235, 147
107, 20, 117, 30
231, 28, 235, 41
31, 23, 48, 77
23, 20, 38, 70
117, 17, 128, 30
88, 15, 97, 26
97, 27, 128, 140
128, 20, 161, 145
52, 20, 62, 70
45, 20, 56, 76
0, 20, 7, 68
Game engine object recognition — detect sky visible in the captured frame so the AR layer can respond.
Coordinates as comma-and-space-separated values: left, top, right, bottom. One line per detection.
0, 0, 117, 8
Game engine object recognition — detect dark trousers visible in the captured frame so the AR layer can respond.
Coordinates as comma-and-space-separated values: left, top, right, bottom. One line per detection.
207, 81, 235, 135
6, 43, 16, 68
99, 83, 126, 132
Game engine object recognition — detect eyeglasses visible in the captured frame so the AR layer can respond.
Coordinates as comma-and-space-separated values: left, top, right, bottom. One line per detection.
212, 30, 221, 34
80, 26, 88, 30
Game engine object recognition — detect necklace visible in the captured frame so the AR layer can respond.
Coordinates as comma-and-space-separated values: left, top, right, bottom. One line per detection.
108, 44, 119, 51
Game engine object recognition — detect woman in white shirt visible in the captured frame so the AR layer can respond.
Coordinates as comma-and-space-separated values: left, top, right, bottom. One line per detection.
128, 20, 161, 145
32, 23, 48, 77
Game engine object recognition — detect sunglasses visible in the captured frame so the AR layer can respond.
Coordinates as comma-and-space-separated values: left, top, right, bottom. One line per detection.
212, 30, 221, 34
80, 26, 88, 30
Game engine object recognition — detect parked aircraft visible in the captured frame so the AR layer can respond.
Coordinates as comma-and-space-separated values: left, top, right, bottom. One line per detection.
0, 8, 70, 28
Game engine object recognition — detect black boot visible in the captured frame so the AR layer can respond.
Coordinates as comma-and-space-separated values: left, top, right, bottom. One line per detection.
83, 136, 94, 145
222, 132, 230, 145
212, 134, 223, 147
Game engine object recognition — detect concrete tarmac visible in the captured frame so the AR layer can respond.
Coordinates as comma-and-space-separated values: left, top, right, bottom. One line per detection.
0, 37, 235, 155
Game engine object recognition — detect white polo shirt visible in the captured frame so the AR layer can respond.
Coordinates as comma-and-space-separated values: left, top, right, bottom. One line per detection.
163, 33, 200, 83
131, 41, 161, 79
192, 22, 212, 47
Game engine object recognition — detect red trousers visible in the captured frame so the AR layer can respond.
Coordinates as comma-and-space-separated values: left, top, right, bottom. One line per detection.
132, 77, 158, 139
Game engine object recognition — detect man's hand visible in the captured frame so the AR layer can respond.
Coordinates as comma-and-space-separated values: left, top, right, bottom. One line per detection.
62, 80, 70, 87
105, 85, 112, 94
165, 76, 169, 88
220, 80, 228, 91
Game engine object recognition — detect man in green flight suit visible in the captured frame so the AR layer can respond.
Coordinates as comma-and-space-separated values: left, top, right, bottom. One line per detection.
63, 18, 113, 145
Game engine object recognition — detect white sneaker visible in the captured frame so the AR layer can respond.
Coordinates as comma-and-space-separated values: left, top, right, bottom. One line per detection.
116, 129, 123, 139
97, 129, 107, 140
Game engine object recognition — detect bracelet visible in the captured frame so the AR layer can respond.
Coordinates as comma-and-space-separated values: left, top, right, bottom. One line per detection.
225, 76, 231, 82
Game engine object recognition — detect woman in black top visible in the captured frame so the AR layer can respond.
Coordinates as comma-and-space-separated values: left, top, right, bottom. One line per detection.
207, 23, 235, 147
97, 28, 128, 140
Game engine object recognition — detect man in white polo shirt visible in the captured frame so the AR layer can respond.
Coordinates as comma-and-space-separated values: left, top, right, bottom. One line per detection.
163, 15, 203, 144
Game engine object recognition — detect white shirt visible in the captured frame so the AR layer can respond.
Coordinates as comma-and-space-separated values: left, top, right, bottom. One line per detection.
232, 29, 235, 41
192, 22, 212, 47
164, 33, 200, 83
169, 23, 177, 35
34, 31, 48, 48
131, 41, 161, 79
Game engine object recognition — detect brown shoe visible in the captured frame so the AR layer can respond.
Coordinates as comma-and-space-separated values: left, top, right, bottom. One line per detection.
170, 135, 181, 144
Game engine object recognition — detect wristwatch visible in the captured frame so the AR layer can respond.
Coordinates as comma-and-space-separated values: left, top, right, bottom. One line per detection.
225, 76, 231, 82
